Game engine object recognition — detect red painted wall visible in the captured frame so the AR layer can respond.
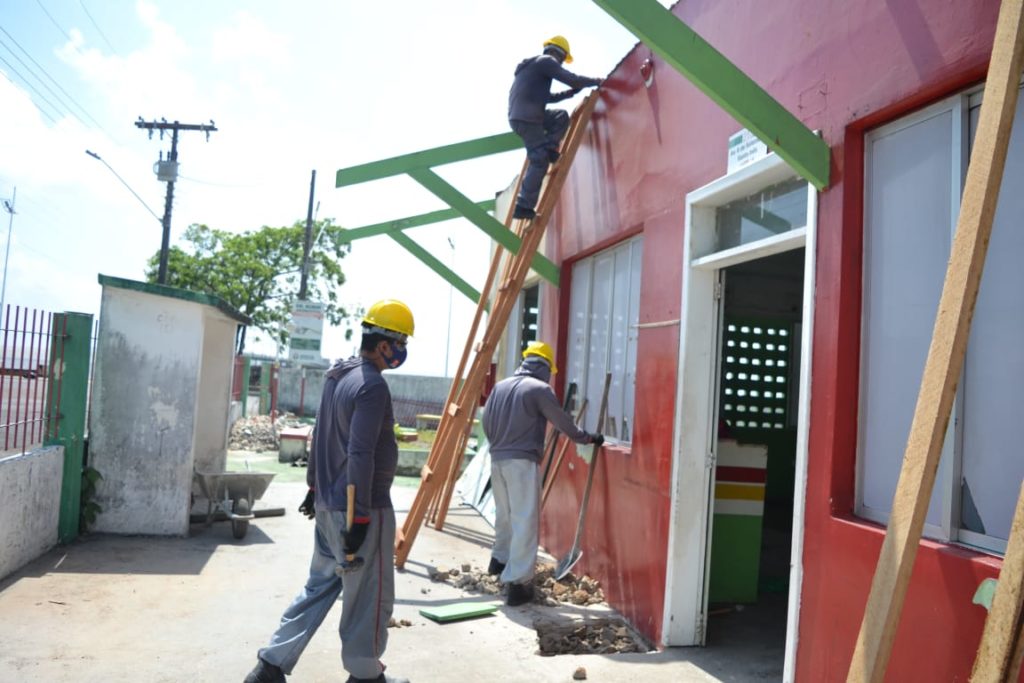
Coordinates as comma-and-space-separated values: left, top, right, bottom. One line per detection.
537, 0, 1009, 679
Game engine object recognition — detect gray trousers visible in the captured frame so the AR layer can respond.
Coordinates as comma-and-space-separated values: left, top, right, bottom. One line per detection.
259, 506, 396, 680
510, 109, 571, 211
490, 458, 540, 585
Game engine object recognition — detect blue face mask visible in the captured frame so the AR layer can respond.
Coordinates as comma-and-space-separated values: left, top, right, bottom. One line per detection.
384, 340, 407, 369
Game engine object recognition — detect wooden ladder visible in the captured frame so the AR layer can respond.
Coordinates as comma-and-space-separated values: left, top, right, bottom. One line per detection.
395, 92, 598, 568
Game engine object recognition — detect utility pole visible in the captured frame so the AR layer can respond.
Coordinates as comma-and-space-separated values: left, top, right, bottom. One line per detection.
1, 187, 14, 316
298, 169, 316, 300
135, 118, 217, 284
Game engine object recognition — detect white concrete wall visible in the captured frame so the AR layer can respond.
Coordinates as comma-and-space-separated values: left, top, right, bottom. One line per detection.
0, 446, 64, 581
89, 289, 202, 536
193, 314, 235, 474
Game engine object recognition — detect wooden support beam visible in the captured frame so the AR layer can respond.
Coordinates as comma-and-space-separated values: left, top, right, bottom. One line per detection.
592, 0, 831, 189
847, 1, 1024, 680
971, 482, 1024, 682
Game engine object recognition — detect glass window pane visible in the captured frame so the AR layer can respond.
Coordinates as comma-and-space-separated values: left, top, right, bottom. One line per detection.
960, 91, 1024, 543
567, 261, 593, 410
586, 253, 615, 433
714, 176, 808, 251
860, 110, 952, 527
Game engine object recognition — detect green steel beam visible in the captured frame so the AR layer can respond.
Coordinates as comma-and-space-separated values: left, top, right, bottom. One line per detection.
337, 200, 496, 243
592, 0, 831, 189
407, 167, 560, 285
336, 133, 522, 187
389, 230, 482, 305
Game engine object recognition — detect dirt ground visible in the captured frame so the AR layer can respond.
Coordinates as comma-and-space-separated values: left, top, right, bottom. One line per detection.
0, 474, 772, 683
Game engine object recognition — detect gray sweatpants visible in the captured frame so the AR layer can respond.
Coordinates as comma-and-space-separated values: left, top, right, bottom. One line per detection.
490, 458, 540, 585
258, 506, 396, 679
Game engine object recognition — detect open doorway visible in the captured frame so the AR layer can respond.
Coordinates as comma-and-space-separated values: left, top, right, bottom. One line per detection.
704, 248, 805, 672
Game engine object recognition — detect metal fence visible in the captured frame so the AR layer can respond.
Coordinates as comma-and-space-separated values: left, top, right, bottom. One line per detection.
0, 305, 63, 457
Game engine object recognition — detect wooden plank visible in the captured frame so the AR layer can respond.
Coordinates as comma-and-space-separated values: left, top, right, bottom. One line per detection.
972, 482, 1024, 681
847, 1, 1024, 680
541, 399, 589, 509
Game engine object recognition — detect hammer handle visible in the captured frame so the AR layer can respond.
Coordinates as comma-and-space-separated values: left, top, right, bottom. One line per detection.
345, 483, 356, 560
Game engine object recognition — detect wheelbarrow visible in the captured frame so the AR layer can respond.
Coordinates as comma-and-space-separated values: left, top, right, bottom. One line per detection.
194, 469, 276, 539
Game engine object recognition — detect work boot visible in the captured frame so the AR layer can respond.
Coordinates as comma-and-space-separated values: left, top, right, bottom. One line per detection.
243, 657, 286, 683
345, 674, 410, 683
487, 557, 506, 576
512, 204, 536, 220
506, 581, 535, 607
547, 148, 561, 164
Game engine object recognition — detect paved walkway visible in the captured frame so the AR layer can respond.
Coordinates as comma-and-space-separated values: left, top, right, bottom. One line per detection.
0, 480, 768, 682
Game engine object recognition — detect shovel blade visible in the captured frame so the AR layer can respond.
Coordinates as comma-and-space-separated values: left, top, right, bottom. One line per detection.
554, 549, 582, 581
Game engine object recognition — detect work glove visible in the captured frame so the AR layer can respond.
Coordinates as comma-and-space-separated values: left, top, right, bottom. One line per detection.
343, 518, 371, 555
588, 433, 605, 448
299, 488, 315, 519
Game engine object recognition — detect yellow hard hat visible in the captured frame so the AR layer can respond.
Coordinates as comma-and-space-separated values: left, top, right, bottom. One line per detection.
543, 35, 573, 64
362, 299, 415, 339
523, 340, 558, 374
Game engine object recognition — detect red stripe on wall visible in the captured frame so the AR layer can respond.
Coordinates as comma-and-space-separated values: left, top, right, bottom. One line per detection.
716, 466, 767, 483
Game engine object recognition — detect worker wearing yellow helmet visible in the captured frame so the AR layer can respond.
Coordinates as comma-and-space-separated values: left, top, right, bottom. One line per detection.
482, 339, 603, 606
507, 35, 603, 220
246, 298, 414, 683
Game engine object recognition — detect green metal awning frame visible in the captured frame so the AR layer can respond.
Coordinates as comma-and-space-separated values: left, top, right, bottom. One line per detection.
334, 0, 830, 305
335, 133, 560, 305
593, 0, 831, 190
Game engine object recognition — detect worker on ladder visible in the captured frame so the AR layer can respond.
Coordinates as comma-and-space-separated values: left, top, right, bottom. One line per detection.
244, 300, 415, 683
508, 35, 602, 220
482, 341, 603, 606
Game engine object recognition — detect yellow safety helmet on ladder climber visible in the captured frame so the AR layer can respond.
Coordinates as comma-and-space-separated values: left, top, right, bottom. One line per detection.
543, 35, 573, 64
522, 340, 558, 374
362, 299, 415, 339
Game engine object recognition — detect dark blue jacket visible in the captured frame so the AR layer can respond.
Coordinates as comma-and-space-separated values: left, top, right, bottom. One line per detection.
507, 54, 601, 124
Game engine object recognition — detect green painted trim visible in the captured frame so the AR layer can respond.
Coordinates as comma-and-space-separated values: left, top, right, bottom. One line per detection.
335, 133, 521, 187
240, 356, 251, 417
407, 168, 560, 285
47, 312, 94, 543
338, 200, 497, 243
593, 0, 831, 189
388, 231, 481, 304
97, 274, 252, 325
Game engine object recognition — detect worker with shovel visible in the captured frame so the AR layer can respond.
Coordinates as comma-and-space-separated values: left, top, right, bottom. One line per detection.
508, 35, 602, 221
482, 341, 603, 606
244, 300, 415, 683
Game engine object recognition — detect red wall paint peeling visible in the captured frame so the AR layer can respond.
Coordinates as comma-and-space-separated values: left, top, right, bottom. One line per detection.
535, 0, 1010, 679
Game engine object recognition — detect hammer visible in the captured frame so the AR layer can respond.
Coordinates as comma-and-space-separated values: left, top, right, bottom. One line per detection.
335, 484, 365, 576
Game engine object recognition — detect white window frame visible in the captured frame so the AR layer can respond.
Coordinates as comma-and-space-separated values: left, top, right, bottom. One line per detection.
856, 83, 1019, 556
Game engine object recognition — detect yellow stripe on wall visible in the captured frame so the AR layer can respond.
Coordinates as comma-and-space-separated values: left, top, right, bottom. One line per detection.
715, 482, 766, 501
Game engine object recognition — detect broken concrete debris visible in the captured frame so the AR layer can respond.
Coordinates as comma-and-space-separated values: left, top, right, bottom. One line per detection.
535, 618, 646, 656
573, 666, 588, 680
229, 413, 307, 452
427, 562, 605, 606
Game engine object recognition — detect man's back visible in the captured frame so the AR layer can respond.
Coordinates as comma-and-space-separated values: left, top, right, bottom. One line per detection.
508, 54, 599, 123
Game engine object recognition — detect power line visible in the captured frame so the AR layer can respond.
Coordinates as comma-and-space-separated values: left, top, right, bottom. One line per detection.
0, 26, 106, 131
78, 1, 118, 56
33, 0, 86, 58
0, 54, 61, 124
0, 35, 79, 122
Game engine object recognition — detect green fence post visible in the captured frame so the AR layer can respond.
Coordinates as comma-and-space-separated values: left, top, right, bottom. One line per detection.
45, 312, 94, 543
240, 355, 252, 417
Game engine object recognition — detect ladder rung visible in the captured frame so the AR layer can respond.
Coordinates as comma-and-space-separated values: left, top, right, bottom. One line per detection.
421, 465, 433, 480
447, 402, 460, 416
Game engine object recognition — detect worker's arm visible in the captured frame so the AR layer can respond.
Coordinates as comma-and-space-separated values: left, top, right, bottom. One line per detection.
346, 379, 388, 519
534, 385, 591, 444
549, 88, 580, 103
542, 58, 602, 92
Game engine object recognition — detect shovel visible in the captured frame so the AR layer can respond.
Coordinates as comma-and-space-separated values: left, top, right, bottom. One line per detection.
554, 373, 611, 581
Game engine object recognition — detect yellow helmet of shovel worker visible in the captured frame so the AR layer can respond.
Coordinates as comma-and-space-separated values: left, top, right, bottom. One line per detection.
543, 35, 573, 63
362, 299, 415, 339
522, 340, 558, 374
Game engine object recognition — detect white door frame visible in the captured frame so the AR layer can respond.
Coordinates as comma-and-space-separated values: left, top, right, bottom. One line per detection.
661, 153, 818, 683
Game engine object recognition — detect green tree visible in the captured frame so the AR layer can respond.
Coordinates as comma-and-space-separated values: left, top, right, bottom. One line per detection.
145, 219, 357, 351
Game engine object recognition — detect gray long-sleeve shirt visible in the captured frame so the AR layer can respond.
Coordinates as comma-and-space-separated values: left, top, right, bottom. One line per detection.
482, 357, 590, 463
309, 356, 398, 517
507, 54, 602, 124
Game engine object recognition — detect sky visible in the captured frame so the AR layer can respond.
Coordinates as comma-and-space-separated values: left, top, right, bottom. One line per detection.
0, 0, 657, 377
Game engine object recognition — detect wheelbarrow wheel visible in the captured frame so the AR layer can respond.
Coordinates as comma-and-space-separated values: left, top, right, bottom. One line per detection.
232, 497, 250, 540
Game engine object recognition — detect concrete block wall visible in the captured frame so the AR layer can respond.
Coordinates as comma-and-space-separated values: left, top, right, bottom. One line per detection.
0, 446, 64, 581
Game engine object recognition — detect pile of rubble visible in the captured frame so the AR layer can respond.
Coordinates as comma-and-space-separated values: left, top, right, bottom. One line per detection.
229, 413, 308, 452
535, 618, 646, 656
427, 562, 605, 607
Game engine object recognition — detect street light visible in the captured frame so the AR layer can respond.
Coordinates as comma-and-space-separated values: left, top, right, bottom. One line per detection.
85, 150, 162, 224
1, 188, 15, 317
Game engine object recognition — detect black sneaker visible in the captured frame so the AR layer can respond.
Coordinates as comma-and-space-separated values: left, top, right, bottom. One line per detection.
506, 582, 535, 606
512, 204, 536, 220
244, 657, 286, 683
487, 557, 506, 576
